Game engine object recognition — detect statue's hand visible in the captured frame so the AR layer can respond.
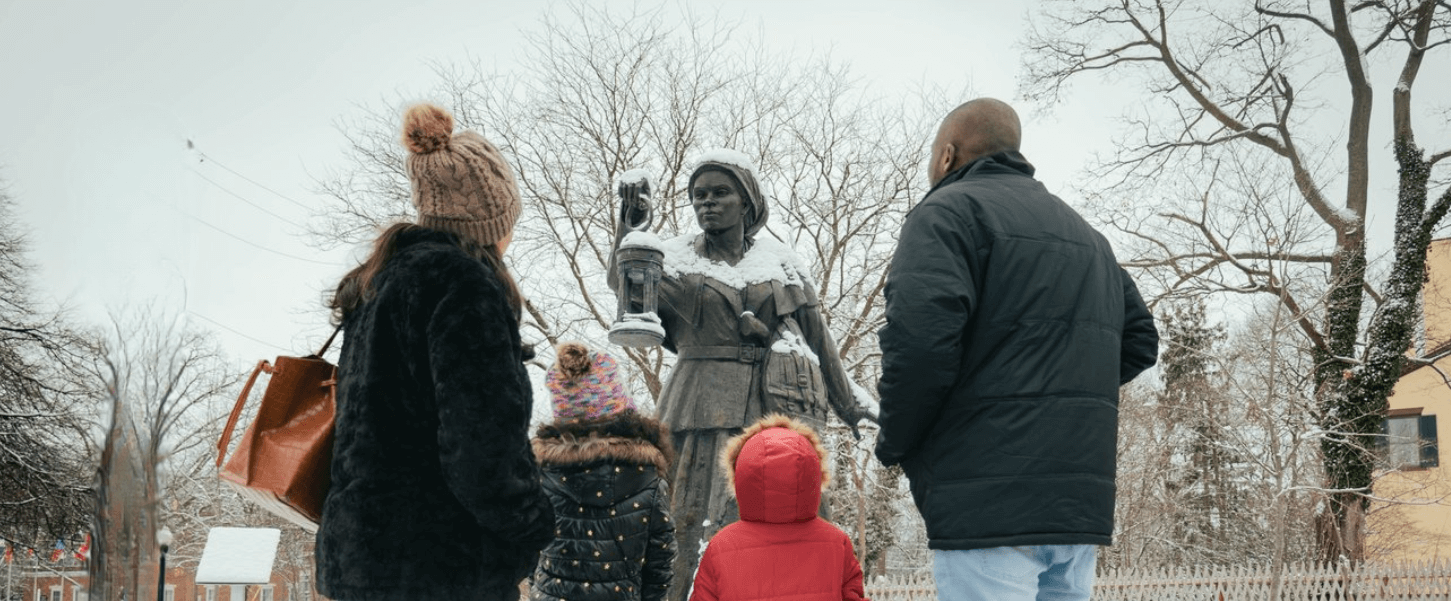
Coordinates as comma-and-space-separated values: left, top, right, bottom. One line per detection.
617, 177, 652, 230
848, 391, 879, 440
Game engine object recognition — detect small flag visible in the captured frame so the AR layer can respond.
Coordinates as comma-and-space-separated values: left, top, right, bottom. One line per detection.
49, 540, 64, 563
2, 543, 12, 564
73, 534, 90, 561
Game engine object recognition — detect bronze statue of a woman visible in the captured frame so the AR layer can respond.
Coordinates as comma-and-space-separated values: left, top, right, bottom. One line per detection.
610, 149, 876, 600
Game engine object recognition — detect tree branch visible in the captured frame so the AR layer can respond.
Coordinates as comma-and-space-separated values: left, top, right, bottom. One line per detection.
1255, 3, 1334, 37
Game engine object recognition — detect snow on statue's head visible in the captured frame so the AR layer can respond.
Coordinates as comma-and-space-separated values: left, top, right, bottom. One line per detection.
687, 148, 771, 239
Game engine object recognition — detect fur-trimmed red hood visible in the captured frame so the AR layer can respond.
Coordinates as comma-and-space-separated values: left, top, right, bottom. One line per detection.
722, 414, 829, 524
532, 410, 673, 476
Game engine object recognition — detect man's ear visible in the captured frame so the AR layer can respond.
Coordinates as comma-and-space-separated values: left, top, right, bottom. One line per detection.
937, 143, 957, 177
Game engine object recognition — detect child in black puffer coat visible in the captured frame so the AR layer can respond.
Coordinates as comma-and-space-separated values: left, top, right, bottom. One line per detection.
530, 342, 677, 601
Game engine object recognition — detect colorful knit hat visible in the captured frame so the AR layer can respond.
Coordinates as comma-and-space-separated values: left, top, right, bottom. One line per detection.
400, 103, 521, 247
547, 342, 636, 422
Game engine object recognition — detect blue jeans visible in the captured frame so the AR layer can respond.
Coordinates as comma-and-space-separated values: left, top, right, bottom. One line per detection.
934, 545, 1097, 601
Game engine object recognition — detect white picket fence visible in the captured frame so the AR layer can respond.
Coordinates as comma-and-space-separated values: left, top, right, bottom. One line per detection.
864, 559, 1451, 600
866, 571, 935, 601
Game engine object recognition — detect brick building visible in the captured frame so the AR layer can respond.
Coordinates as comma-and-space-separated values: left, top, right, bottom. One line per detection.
5, 558, 320, 601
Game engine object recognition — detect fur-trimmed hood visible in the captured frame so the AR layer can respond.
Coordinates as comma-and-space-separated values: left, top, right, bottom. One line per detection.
722, 414, 830, 524
532, 410, 673, 476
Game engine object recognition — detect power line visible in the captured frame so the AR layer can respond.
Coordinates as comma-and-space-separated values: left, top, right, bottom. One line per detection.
175, 208, 336, 266
189, 143, 313, 211
190, 168, 303, 228
185, 311, 291, 354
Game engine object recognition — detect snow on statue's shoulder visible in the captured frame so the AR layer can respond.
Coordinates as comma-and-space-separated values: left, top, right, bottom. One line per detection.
659, 234, 810, 288
616, 168, 652, 187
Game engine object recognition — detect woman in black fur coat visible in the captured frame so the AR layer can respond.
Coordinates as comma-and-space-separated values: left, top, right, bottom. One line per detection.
315, 103, 554, 601
530, 342, 677, 601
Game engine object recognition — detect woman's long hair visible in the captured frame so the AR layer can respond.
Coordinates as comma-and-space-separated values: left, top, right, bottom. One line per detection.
330, 222, 523, 322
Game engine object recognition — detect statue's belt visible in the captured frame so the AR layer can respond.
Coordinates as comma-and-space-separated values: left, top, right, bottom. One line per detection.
677, 345, 766, 363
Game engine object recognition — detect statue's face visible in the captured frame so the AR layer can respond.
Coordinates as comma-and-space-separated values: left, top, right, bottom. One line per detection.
690, 170, 746, 235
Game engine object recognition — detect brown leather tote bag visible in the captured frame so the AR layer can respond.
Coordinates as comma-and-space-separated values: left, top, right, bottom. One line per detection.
216, 326, 341, 532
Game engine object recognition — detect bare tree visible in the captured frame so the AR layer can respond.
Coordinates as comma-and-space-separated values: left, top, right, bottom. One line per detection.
0, 179, 96, 556
823, 424, 906, 580
88, 307, 237, 600
308, 1, 946, 417
1022, 0, 1451, 561
1113, 300, 1266, 567
1105, 298, 1324, 571
1222, 299, 1325, 592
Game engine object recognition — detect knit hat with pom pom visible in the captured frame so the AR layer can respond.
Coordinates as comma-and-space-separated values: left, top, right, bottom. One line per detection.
546, 342, 636, 422
401, 103, 521, 247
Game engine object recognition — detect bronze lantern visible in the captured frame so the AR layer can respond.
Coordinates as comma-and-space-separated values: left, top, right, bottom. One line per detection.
609, 173, 666, 347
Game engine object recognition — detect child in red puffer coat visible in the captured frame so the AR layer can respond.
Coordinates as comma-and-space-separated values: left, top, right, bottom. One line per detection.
689, 414, 868, 601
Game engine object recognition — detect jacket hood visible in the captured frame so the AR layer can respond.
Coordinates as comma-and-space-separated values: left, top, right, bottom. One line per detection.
532, 410, 673, 506
533, 410, 673, 473
723, 414, 828, 524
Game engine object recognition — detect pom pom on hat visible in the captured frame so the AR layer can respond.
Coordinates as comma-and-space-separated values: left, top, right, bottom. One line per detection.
401, 104, 454, 154
556, 342, 592, 380
399, 103, 521, 247
547, 342, 636, 422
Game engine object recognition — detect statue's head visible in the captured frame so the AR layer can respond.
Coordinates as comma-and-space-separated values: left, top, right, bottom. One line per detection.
687, 151, 769, 239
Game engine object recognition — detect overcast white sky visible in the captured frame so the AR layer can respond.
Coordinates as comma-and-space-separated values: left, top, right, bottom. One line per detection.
0, 0, 1414, 369
0, 0, 1067, 364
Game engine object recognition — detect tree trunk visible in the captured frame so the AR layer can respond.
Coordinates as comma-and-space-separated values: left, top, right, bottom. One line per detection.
1314, 228, 1369, 563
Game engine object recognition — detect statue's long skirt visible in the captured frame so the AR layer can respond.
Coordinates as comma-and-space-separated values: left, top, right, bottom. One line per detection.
665, 427, 740, 601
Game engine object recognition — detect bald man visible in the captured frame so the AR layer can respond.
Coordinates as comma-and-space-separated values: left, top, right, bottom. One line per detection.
875, 99, 1159, 601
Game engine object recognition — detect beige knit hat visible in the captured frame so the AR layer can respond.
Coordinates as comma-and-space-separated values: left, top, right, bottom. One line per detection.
401, 103, 521, 247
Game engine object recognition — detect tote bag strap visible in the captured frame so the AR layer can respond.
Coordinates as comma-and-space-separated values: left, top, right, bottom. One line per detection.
314, 323, 342, 357
217, 359, 272, 467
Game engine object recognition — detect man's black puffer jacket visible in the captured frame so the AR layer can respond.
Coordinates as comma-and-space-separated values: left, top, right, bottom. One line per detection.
875, 151, 1159, 550
531, 410, 677, 601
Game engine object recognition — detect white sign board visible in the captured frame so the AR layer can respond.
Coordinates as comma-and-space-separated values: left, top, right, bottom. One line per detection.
194, 527, 280, 584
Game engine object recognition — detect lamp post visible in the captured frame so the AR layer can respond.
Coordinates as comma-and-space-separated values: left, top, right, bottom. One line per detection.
156, 527, 172, 601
